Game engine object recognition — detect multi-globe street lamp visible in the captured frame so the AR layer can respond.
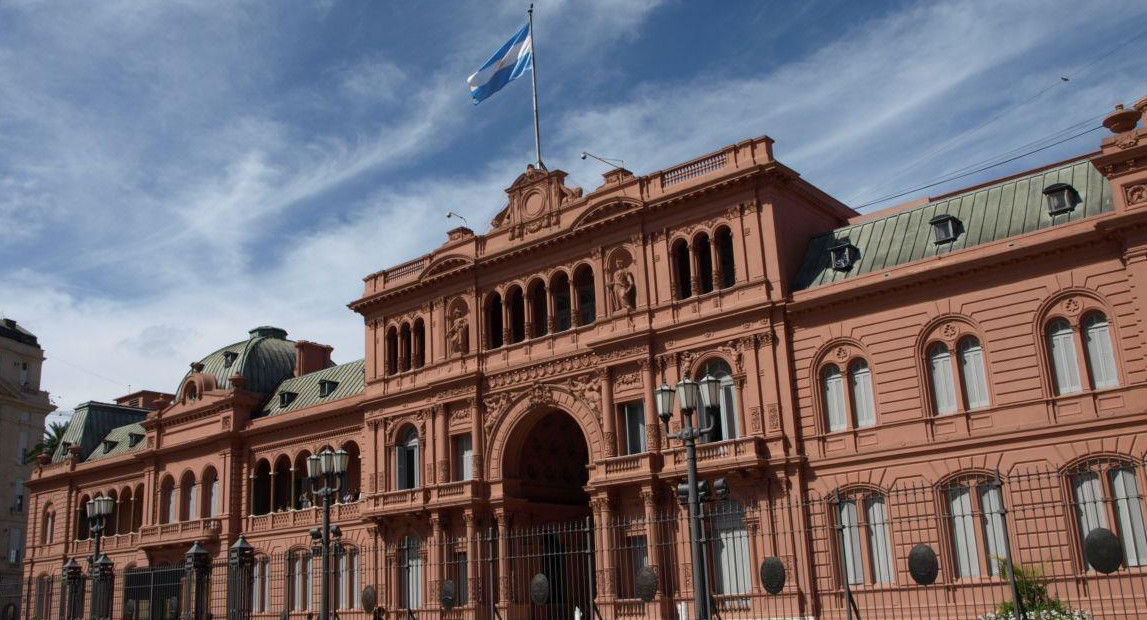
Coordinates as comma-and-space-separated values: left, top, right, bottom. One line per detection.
85, 496, 115, 562
656, 374, 728, 620
306, 448, 349, 620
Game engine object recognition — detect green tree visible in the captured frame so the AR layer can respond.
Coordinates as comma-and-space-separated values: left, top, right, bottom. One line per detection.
23, 421, 69, 464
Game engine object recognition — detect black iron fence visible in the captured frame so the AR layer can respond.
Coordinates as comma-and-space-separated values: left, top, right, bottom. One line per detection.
5, 457, 1147, 619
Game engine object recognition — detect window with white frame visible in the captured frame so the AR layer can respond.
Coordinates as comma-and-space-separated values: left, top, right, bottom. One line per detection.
946, 480, 1008, 578
711, 500, 751, 595
823, 365, 847, 432
928, 343, 958, 415
1071, 463, 1147, 568
337, 548, 359, 609
397, 428, 420, 490
958, 337, 991, 410
1082, 312, 1118, 389
455, 434, 473, 481
822, 358, 877, 432
251, 557, 270, 612
621, 401, 646, 455
837, 492, 894, 585
849, 360, 875, 428
698, 359, 738, 443
400, 536, 423, 609
1047, 319, 1083, 395
287, 550, 312, 612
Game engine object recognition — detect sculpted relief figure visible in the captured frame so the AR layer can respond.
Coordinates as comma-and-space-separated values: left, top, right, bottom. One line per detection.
610, 258, 637, 312
447, 306, 469, 355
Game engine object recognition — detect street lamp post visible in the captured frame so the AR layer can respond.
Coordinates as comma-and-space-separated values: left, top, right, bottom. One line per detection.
307, 448, 349, 620
656, 374, 727, 620
85, 496, 115, 564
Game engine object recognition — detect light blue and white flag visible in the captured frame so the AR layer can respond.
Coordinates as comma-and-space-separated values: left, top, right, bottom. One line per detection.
467, 23, 533, 105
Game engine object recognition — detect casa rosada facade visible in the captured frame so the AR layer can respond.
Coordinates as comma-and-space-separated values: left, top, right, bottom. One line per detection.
21, 95, 1147, 618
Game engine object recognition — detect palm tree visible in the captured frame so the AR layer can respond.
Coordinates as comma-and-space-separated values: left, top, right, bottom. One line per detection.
24, 421, 69, 464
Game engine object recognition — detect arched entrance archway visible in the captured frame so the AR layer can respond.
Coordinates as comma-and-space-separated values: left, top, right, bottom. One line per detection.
502, 408, 591, 522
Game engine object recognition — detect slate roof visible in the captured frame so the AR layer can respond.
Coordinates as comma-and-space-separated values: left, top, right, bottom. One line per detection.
258, 359, 365, 418
0, 318, 39, 347
794, 158, 1113, 290
85, 422, 147, 462
179, 326, 297, 395
52, 402, 149, 463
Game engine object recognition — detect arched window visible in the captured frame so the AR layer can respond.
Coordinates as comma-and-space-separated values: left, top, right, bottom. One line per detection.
385, 327, 398, 375
160, 478, 176, 524
115, 488, 130, 535
528, 279, 548, 338
944, 476, 1007, 578
836, 490, 894, 585
132, 484, 144, 531
957, 337, 990, 409
822, 365, 847, 432
1069, 460, 1147, 568
715, 227, 736, 289
251, 461, 271, 516
412, 319, 426, 369
399, 323, 412, 372
486, 292, 504, 349
180, 472, 197, 521
695, 233, 714, 294
1082, 312, 1118, 389
273, 455, 291, 511
822, 359, 876, 432
1047, 319, 1082, 395
41, 505, 55, 544
34, 574, 53, 619
697, 359, 738, 442
711, 499, 750, 595
507, 286, 526, 344
672, 240, 692, 300
551, 272, 572, 332
340, 441, 362, 503
573, 265, 595, 326
928, 343, 958, 415
202, 468, 219, 518
397, 428, 420, 490
287, 549, 313, 612
400, 536, 423, 610
849, 360, 875, 428
76, 495, 90, 540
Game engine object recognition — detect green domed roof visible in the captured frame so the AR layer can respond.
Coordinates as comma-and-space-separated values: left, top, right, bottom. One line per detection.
181, 326, 297, 395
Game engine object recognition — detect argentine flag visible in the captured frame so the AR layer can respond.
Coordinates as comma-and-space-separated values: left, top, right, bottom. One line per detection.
467, 23, 533, 105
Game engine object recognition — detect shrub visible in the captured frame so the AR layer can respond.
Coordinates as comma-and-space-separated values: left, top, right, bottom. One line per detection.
978, 560, 1091, 620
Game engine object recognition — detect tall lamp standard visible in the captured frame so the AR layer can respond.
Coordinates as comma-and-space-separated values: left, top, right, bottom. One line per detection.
307, 448, 349, 620
656, 374, 728, 620
85, 496, 115, 563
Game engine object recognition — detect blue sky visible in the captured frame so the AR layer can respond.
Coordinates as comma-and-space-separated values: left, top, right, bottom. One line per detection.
1, 0, 1144, 423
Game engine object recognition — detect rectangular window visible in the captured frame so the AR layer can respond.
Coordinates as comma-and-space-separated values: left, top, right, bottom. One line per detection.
454, 551, 469, 605
1050, 325, 1083, 395
865, 497, 893, 583
1110, 467, 1147, 567
850, 365, 876, 428
948, 487, 981, 578
720, 381, 739, 439
455, 435, 473, 481
621, 402, 646, 455
978, 483, 1008, 577
930, 350, 958, 415
959, 341, 991, 409
1084, 318, 1119, 389
623, 536, 648, 597
1073, 472, 1107, 559
17, 431, 28, 464
825, 371, 848, 432
838, 500, 864, 584
8, 528, 22, 563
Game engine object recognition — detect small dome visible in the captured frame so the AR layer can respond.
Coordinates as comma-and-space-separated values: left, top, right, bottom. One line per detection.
179, 327, 296, 395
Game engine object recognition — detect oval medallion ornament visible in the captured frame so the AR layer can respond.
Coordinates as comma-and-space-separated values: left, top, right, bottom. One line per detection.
759, 557, 786, 595
361, 585, 377, 611
908, 544, 939, 585
1085, 527, 1123, 574
439, 579, 457, 610
635, 566, 658, 602
530, 573, 550, 605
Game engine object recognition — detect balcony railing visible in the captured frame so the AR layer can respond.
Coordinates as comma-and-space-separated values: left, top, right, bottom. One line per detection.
245, 501, 362, 533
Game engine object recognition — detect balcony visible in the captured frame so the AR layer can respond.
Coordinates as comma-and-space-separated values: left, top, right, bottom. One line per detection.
244, 501, 362, 533
361, 487, 430, 517
600, 452, 662, 484
663, 436, 768, 477
70, 532, 141, 556
431, 480, 488, 507
137, 517, 222, 548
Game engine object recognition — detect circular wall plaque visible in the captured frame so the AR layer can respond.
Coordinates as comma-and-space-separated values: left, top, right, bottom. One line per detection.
759, 557, 786, 595
440, 579, 457, 610
361, 585, 377, 611
634, 566, 658, 602
1084, 527, 1123, 574
530, 573, 550, 605
908, 544, 939, 585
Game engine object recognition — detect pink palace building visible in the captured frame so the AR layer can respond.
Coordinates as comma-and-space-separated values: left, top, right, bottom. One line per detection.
19, 94, 1147, 620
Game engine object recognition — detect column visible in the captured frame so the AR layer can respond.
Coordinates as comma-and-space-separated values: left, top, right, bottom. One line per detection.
496, 510, 511, 605
689, 241, 702, 295
641, 487, 662, 612
472, 400, 485, 482
640, 359, 661, 453
546, 285, 556, 333
593, 494, 616, 602
464, 511, 479, 605
570, 278, 580, 327
267, 472, 275, 512
435, 405, 448, 484
430, 512, 444, 609
710, 239, 722, 289
600, 368, 617, 458
502, 299, 512, 346
524, 292, 534, 339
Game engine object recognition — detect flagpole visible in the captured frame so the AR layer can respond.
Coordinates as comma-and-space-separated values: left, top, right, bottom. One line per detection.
528, 4, 543, 169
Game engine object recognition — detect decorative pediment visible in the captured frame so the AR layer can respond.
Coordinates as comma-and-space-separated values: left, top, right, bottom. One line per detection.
419, 254, 473, 279
571, 198, 642, 230
490, 165, 583, 240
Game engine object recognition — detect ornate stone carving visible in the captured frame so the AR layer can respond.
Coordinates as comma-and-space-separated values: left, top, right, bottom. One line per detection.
835, 346, 849, 362
941, 323, 958, 339
767, 404, 780, 431
616, 370, 641, 387
1064, 297, 1082, 316
1127, 183, 1146, 206
566, 374, 602, 411
609, 255, 637, 312
486, 353, 596, 388
446, 304, 469, 356
750, 406, 762, 433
